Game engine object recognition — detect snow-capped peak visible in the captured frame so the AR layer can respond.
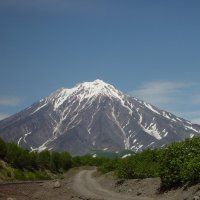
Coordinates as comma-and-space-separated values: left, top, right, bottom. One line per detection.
45, 80, 124, 110
75, 79, 123, 98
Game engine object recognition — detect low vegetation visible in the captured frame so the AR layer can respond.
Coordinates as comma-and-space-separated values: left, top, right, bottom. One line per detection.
159, 137, 200, 189
115, 149, 160, 179
0, 138, 72, 180
97, 137, 200, 190
1, 136, 200, 190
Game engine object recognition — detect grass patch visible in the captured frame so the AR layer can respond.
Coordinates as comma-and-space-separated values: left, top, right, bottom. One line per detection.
0, 160, 14, 180
14, 169, 51, 180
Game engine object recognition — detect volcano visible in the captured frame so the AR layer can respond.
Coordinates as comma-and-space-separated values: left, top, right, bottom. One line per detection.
0, 79, 200, 155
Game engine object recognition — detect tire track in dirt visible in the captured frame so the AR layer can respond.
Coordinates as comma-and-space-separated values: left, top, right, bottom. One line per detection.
72, 169, 156, 200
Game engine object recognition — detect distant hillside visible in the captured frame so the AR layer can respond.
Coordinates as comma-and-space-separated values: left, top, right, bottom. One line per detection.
91, 149, 134, 158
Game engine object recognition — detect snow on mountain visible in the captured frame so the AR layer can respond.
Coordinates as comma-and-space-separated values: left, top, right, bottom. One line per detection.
0, 79, 200, 155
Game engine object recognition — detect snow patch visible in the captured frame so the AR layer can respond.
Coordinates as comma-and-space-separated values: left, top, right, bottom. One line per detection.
23, 132, 32, 143
163, 131, 168, 137
122, 119, 130, 129
17, 137, 23, 145
146, 142, 155, 148
190, 133, 195, 138
171, 118, 177, 122
184, 125, 199, 133
31, 103, 48, 115
138, 112, 143, 124
17, 131, 32, 145
162, 112, 171, 120
122, 154, 131, 159
141, 122, 162, 140
133, 139, 137, 143
110, 107, 130, 149
138, 144, 143, 149
137, 111, 162, 140
144, 102, 160, 115
37, 135, 58, 152
176, 117, 183, 122
87, 110, 97, 134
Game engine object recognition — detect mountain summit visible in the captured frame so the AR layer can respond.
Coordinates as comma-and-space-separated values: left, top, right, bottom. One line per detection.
0, 80, 200, 155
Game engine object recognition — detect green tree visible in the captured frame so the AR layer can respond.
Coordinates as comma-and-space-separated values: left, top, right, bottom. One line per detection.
72, 156, 82, 167
29, 151, 38, 170
115, 149, 160, 179
50, 152, 61, 172
0, 138, 7, 159
159, 137, 200, 189
37, 150, 51, 170
59, 152, 72, 171
16, 149, 31, 169
5, 142, 21, 166
98, 158, 118, 174
181, 156, 200, 183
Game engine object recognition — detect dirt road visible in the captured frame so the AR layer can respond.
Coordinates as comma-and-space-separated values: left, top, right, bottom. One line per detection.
73, 169, 155, 200
0, 168, 198, 200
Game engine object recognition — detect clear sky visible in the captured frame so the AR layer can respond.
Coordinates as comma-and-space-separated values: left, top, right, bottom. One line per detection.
1, 0, 200, 123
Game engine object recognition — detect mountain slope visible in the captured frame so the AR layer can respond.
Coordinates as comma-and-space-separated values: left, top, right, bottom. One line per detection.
0, 79, 200, 155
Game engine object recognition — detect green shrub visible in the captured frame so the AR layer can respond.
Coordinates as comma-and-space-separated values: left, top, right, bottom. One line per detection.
115, 157, 135, 178
159, 137, 200, 190
37, 150, 51, 170
14, 169, 26, 180
59, 152, 72, 171
98, 159, 118, 174
115, 149, 160, 179
6, 171, 12, 178
34, 171, 51, 180
0, 138, 7, 159
14, 169, 50, 180
181, 156, 200, 183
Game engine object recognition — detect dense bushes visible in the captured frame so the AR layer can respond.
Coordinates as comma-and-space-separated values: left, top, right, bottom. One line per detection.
0, 138, 7, 159
72, 154, 107, 168
50, 152, 72, 172
97, 158, 118, 174
97, 137, 200, 190
0, 139, 72, 176
96, 149, 160, 179
0, 138, 106, 180
159, 137, 200, 189
0, 137, 106, 178
13, 169, 50, 180
115, 149, 160, 179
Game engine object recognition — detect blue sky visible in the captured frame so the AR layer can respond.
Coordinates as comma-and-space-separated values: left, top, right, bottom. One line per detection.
0, 0, 200, 123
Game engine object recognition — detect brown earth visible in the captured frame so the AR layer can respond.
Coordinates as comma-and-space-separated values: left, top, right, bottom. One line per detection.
0, 168, 200, 200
